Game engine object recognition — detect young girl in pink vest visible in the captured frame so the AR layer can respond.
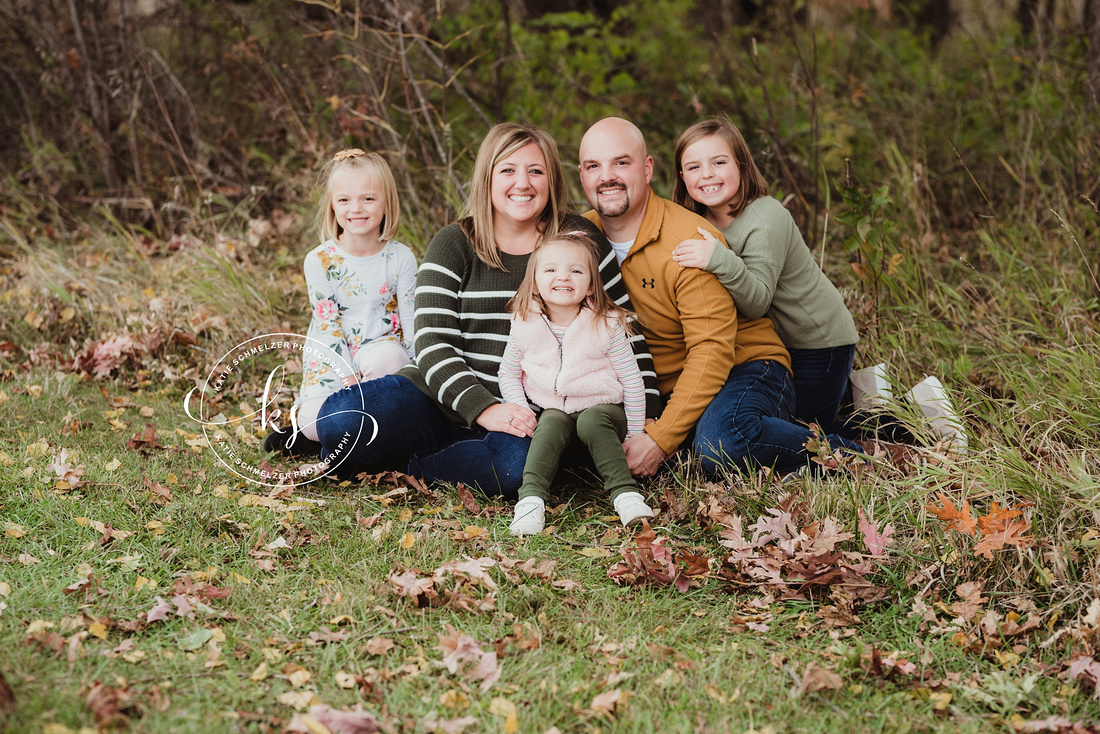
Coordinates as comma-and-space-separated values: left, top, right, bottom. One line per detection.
498, 232, 654, 536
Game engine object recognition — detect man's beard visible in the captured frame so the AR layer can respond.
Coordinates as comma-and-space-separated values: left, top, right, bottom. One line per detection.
595, 185, 630, 218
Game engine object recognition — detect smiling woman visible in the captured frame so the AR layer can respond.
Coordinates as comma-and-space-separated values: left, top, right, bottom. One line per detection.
313, 123, 660, 496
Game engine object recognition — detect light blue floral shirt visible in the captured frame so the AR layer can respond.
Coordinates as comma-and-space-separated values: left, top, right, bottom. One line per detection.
298, 239, 417, 404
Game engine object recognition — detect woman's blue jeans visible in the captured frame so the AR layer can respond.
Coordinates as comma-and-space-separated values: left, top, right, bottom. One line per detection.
314, 374, 530, 497
693, 360, 862, 476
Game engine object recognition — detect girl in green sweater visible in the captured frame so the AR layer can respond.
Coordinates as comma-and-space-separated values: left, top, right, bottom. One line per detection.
671, 117, 859, 435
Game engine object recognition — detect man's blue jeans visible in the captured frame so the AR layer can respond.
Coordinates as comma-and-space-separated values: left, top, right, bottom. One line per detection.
315, 374, 530, 497
694, 359, 862, 476
788, 344, 856, 435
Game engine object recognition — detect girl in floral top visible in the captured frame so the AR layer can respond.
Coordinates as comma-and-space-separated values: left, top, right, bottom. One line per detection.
281, 149, 417, 447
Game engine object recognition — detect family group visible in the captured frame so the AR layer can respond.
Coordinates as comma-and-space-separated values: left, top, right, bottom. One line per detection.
263, 116, 964, 536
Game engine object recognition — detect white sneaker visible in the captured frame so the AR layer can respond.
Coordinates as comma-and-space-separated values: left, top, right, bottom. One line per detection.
613, 492, 655, 528
509, 497, 546, 536
850, 363, 894, 411
905, 375, 968, 452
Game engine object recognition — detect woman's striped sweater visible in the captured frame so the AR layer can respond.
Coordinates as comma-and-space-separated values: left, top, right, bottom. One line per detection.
398, 213, 660, 428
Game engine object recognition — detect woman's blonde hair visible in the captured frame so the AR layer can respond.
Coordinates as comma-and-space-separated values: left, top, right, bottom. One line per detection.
509, 232, 634, 330
672, 117, 768, 221
316, 149, 400, 244
461, 123, 566, 270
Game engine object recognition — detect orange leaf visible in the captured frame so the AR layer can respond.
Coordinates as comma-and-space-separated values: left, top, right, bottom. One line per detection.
973, 519, 1033, 559
925, 493, 977, 535
976, 502, 1023, 536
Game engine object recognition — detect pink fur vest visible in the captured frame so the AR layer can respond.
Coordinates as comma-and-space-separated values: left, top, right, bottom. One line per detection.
509, 308, 624, 413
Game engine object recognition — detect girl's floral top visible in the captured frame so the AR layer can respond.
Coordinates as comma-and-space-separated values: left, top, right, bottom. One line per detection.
298, 239, 417, 405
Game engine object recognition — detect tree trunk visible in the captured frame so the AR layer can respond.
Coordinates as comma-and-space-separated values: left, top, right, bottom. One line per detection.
1016, 0, 1039, 36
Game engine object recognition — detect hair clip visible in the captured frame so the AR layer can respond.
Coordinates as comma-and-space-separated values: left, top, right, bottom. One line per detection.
333, 148, 367, 162
563, 230, 589, 237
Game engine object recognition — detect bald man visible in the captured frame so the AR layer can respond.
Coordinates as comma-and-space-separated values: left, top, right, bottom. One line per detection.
578, 117, 862, 477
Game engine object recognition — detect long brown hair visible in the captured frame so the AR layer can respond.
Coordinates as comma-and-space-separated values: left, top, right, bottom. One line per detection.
316, 149, 400, 243
672, 117, 768, 221
460, 122, 567, 270
508, 232, 634, 331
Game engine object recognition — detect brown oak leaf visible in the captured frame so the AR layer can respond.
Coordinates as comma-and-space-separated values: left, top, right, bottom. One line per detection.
925, 493, 977, 535
973, 519, 1033, 559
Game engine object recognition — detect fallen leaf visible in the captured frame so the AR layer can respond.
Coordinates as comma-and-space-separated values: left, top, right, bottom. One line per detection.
439, 689, 470, 710
365, 637, 395, 655
925, 493, 977, 535
797, 662, 843, 696
277, 690, 319, 710
141, 475, 173, 504
178, 627, 212, 651
973, 519, 1033, 559
488, 697, 518, 733
127, 423, 165, 452
453, 525, 488, 542
307, 704, 382, 734
172, 594, 193, 619
4, 522, 27, 538
929, 691, 952, 710
423, 715, 479, 734
85, 682, 132, 727
590, 688, 626, 717
287, 666, 312, 687
48, 448, 86, 488
858, 509, 895, 556
455, 484, 482, 515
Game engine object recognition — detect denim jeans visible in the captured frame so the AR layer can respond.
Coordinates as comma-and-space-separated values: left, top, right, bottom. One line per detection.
315, 374, 530, 497
693, 359, 863, 476
788, 344, 856, 435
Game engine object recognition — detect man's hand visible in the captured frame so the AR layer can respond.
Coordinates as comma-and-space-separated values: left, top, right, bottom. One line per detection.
672, 227, 719, 269
623, 431, 669, 477
476, 402, 537, 437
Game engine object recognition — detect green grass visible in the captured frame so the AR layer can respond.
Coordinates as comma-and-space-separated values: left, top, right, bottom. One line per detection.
1, 355, 1098, 732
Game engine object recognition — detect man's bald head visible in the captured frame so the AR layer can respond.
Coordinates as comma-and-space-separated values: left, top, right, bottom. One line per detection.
579, 117, 648, 161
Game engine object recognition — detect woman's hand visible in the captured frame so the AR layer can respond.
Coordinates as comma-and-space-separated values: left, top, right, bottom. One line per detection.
341, 374, 361, 388
477, 402, 537, 438
672, 227, 719, 270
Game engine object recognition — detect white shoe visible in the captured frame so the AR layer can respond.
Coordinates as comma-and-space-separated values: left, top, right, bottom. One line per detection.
850, 363, 894, 411
613, 492, 655, 528
905, 375, 968, 452
509, 497, 545, 536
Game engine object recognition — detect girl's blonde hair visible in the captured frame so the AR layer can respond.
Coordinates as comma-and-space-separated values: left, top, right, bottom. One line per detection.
672, 117, 768, 221
509, 232, 634, 330
461, 122, 567, 270
316, 149, 400, 244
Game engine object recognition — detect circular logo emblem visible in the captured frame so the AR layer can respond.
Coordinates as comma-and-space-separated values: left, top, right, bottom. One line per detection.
183, 333, 376, 487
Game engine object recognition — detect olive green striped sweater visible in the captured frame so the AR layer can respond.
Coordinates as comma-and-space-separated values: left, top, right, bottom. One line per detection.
398, 214, 660, 427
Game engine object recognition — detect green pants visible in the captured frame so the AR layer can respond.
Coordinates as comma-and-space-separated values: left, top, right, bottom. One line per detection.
517, 404, 639, 502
